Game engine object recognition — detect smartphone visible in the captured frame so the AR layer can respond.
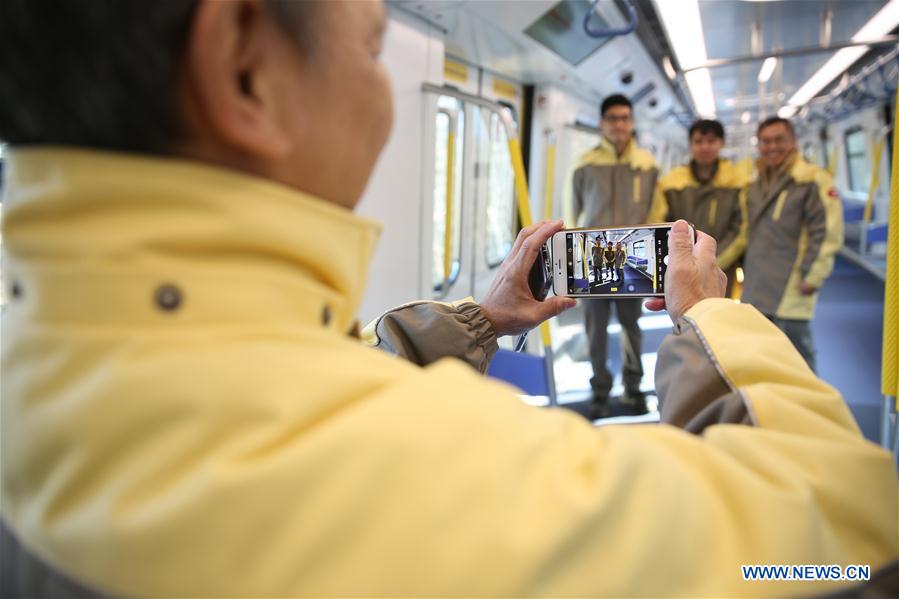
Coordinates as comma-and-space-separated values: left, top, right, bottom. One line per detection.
550, 223, 688, 298
527, 243, 552, 301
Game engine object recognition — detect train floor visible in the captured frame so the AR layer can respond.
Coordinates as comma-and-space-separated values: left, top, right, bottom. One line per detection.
588, 264, 654, 294
549, 255, 885, 442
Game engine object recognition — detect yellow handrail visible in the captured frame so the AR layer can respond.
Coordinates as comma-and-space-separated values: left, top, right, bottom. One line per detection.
863, 134, 885, 224
827, 142, 838, 177
443, 128, 455, 288
882, 87, 898, 401
507, 136, 552, 349
544, 141, 556, 221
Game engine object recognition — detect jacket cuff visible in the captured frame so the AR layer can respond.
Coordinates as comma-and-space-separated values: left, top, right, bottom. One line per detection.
453, 300, 500, 362
365, 299, 498, 373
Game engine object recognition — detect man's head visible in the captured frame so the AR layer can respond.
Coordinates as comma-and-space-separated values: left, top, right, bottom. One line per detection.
688, 119, 725, 168
616, 242, 622, 249
599, 94, 633, 149
0, 0, 393, 209
757, 117, 796, 171
607, 241, 613, 248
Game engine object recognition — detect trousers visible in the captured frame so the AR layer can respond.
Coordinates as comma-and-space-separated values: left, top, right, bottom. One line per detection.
585, 297, 644, 400
767, 315, 816, 372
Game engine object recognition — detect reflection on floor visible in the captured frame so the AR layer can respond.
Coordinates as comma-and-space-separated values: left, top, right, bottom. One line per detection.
548, 256, 885, 441
588, 264, 654, 295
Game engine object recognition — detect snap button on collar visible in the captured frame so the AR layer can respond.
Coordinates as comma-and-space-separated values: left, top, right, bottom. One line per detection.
321, 305, 332, 326
155, 284, 182, 312
10, 281, 23, 300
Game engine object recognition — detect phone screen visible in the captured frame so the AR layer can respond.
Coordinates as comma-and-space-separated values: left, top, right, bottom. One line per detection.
563, 225, 671, 297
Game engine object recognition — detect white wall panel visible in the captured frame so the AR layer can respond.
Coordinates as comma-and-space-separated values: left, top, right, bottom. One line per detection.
355, 11, 444, 324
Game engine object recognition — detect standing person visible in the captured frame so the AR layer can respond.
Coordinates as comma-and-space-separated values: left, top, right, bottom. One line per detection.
603, 240, 616, 283
590, 239, 604, 286
614, 241, 627, 285
736, 117, 843, 371
651, 119, 748, 294
570, 94, 661, 417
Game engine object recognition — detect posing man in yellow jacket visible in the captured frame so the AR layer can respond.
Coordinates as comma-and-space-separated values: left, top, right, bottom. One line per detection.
737, 117, 844, 371
652, 119, 747, 291
570, 94, 661, 417
0, 1, 893, 598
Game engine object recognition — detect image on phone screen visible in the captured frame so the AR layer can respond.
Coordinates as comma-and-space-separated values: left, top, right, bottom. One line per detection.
563, 226, 670, 297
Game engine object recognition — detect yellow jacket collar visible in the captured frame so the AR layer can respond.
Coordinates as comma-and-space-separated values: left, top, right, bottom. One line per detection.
1, 147, 382, 332
577, 137, 655, 171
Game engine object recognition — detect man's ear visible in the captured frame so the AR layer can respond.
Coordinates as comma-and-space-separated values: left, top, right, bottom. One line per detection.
182, 0, 292, 160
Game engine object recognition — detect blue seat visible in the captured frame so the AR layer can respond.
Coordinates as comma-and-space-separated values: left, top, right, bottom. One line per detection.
487, 349, 550, 396
865, 223, 888, 244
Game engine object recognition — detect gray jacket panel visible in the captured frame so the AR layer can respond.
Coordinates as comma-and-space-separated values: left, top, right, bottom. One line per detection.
741, 174, 826, 316
573, 163, 659, 228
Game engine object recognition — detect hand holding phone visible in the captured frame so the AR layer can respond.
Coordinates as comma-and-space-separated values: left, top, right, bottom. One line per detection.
478, 220, 576, 338
645, 220, 727, 321
550, 222, 695, 298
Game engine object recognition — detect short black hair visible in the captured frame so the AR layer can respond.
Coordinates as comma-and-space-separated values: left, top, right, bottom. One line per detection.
0, 0, 314, 153
601, 94, 632, 117
757, 116, 795, 138
689, 119, 725, 141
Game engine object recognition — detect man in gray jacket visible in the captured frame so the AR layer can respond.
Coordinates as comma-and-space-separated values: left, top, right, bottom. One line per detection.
570, 95, 661, 417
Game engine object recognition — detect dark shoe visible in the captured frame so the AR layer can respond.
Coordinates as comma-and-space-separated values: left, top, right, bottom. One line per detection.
589, 395, 610, 420
619, 390, 648, 415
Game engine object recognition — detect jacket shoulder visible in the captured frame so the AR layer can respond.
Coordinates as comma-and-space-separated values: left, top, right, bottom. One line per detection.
716, 160, 749, 188
576, 146, 615, 169
631, 146, 657, 172
659, 166, 694, 192
790, 157, 832, 188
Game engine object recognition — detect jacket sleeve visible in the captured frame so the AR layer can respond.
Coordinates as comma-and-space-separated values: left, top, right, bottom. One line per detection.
645, 182, 669, 224
801, 171, 844, 288
563, 166, 584, 228
361, 298, 499, 373
716, 187, 748, 270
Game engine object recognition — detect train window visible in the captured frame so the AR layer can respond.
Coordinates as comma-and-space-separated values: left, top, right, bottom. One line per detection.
432, 98, 464, 295
485, 110, 516, 268
844, 127, 868, 194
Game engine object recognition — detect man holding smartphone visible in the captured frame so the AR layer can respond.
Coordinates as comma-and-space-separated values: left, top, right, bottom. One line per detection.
2, 2, 893, 598
570, 94, 661, 418
650, 119, 747, 295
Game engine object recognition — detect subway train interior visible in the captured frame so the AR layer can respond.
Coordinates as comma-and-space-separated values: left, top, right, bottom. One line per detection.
0, 0, 897, 445
2, 0, 899, 596
321, 0, 895, 445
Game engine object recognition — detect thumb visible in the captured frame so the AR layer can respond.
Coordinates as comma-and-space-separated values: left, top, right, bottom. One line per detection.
537, 296, 577, 321
668, 220, 693, 262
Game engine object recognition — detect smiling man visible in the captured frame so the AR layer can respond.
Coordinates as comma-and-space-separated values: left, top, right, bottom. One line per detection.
738, 117, 844, 371
0, 1, 893, 598
652, 119, 748, 294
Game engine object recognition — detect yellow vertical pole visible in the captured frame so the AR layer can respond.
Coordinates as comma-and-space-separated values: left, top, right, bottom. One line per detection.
882, 90, 898, 402
828, 142, 838, 177
544, 142, 556, 221
863, 135, 884, 224
507, 137, 553, 350
443, 130, 455, 288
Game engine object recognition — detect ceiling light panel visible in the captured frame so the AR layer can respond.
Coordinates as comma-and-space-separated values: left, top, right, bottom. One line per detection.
653, 0, 716, 116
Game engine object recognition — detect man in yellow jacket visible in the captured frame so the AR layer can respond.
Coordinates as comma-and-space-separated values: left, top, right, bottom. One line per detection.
570, 94, 661, 417
0, 1, 894, 598
652, 119, 748, 292
733, 117, 844, 371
